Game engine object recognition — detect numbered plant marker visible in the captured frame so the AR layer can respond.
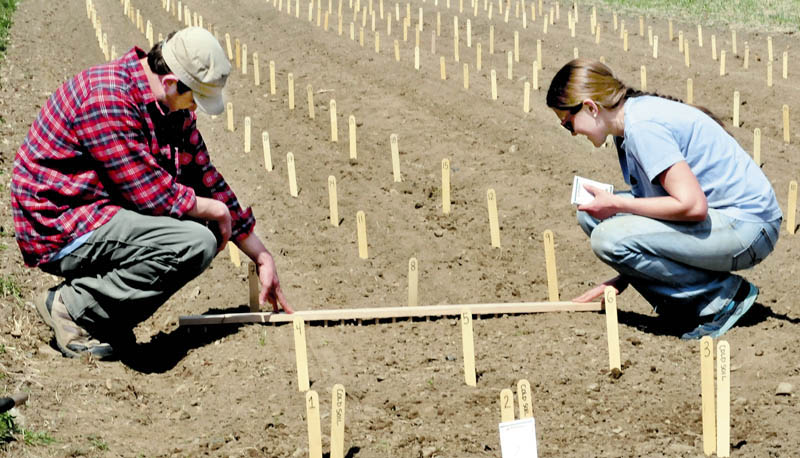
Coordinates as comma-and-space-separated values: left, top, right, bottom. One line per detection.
476, 43, 482, 70
783, 105, 791, 144
788, 181, 797, 235
542, 230, 558, 301
293, 318, 310, 391
305, 390, 323, 458
330, 100, 338, 142
460, 309, 476, 386
440, 56, 447, 80
768, 62, 774, 87
487, 188, 500, 247
408, 257, 419, 307
262, 131, 273, 171
331, 385, 346, 458
604, 286, 621, 371
244, 117, 251, 152
288, 73, 295, 110
226, 102, 234, 132
441, 159, 452, 214
390, 134, 401, 182
463, 63, 469, 90
253, 52, 260, 85
287, 152, 298, 197
328, 176, 339, 227
500, 388, 514, 422
248, 262, 260, 312
653, 35, 658, 59
783, 51, 788, 79
744, 42, 750, 69
235, 38, 241, 69
523, 82, 530, 113
242, 43, 248, 74
640, 65, 647, 91
490, 70, 498, 100
732, 91, 740, 128
507, 51, 513, 79
700, 336, 716, 456
269, 60, 276, 95
720, 50, 726, 76
712, 35, 717, 60
533, 62, 539, 90
686, 78, 694, 105
307, 84, 315, 119
753, 128, 761, 166
768, 36, 773, 62
229, 243, 241, 267
349, 115, 357, 160
517, 379, 533, 418
717, 340, 731, 457
225, 32, 233, 59
536, 40, 542, 70
356, 211, 368, 259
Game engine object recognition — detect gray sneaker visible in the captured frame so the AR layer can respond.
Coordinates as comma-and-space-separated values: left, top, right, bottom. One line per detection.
681, 282, 758, 340
36, 286, 114, 360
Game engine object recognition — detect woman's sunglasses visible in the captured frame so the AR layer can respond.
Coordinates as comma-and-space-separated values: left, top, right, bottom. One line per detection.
560, 104, 584, 133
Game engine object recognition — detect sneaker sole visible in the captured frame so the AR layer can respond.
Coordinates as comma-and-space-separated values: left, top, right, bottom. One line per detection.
711, 283, 758, 338
36, 289, 82, 359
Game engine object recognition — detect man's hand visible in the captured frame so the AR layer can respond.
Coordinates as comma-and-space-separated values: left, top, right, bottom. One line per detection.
257, 255, 294, 313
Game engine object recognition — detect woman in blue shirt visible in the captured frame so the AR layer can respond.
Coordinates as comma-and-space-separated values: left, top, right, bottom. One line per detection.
546, 59, 782, 339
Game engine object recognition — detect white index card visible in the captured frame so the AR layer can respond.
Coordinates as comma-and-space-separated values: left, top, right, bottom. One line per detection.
571, 175, 614, 205
499, 417, 538, 458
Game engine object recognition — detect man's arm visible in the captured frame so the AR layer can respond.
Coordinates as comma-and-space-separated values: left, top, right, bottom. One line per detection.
237, 233, 294, 313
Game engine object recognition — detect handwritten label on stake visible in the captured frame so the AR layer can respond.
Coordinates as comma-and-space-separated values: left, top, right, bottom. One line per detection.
390, 134, 401, 182
253, 52, 260, 85
262, 131, 273, 171
461, 309, 477, 386
349, 115, 357, 160
442, 159, 451, 214
356, 211, 368, 259
500, 388, 514, 423
269, 61, 276, 95
517, 379, 533, 418
305, 390, 323, 458
408, 257, 419, 306
487, 188, 500, 247
248, 262, 259, 312
701, 336, 716, 456
716, 340, 731, 457
788, 181, 797, 235
331, 384, 346, 458
226, 102, 234, 131
293, 318, 310, 391
330, 100, 338, 142
288, 73, 295, 109
640, 65, 647, 91
328, 176, 339, 227
604, 286, 621, 371
543, 230, 558, 301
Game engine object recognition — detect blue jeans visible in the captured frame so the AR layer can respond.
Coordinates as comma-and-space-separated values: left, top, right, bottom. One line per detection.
577, 194, 781, 317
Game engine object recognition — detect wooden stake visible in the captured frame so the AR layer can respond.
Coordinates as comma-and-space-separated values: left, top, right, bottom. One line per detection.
287, 152, 298, 197
463, 63, 469, 90
476, 43, 482, 70
440, 56, 447, 80
293, 318, 310, 391
288, 73, 295, 109
514, 30, 519, 62
489, 25, 494, 54
783, 51, 788, 79
732, 91, 740, 128
731, 29, 737, 55
573, 47, 578, 59
668, 19, 673, 41
753, 128, 761, 166
490, 69, 497, 100
248, 262, 260, 312
442, 159, 451, 214
330, 100, 338, 142
687, 78, 693, 105
517, 379, 533, 418
226, 102, 234, 131
744, 42, 749, 69
500, 388, 515, 422
242, 44, 248, 75
536, 39, 542, 70
461, 309, 477, 386
225, 33, 233, 60
787, 181, 798, 235
768, 62, 773, 87
543, 229, 558, 301
229, 243, 241, 267
269, 60, 276, 95
467, 19, 472, 47
712, 35, 717, 60
414, 46, 420, 69
507, 51, 513, 79
685, 39, 691, 67
356, 210, 368, 259
235, 38, 241, 70
305, 390, 323, 458
331, 385, 346, 458
253, 52, 260, 86
390, 134, 401, 182
679, 31, 684, 52
698, 24, 703, 47
604, 286, 621, 371
244, 117, 251, 152
719, 50, 726, 76
768, 36, 773, 62
523, 82, 530, 113
349, 115, 358, 159
408, 257, 419, 306
532, 61, 538, 90
701, 336, 716, 456
487, 188, 500, 247
262, 131, 273, 171
394, 39, 400, 61
716, 340, 731, 457
640, 65, 647, 91
328, 176, 339, 226
784, 104, 791, 144
653, 35, 658, 59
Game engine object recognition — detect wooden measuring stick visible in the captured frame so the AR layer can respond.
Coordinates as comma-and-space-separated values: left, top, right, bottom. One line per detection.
293, 318, 310, 391
753, 128, 761, 166
328, 176, 339, 226
463, 63, 469, 90
253, 52, 260, 86
287, 153, 298, 197
408, 257, 419, 306
604, 286, 621, 371
356, 210, 368, 259
349, 115, 357, 159
442, 159, 451, 213
269, 61, 276, 95
229, 243, 241, 267
242, 44, 248, 75
262, 131, 273, 171
517, 379, 533, 418
461, 308, 477, 386
700, 336, 716, 456
487, 188, 500, 246
305, 390, 323, 458
732, 91, 740, 128
686, 78, 693, 105
716, 340, 731, 457
331, 384, 346, 458
490, 69, 497, 100
640, 65, 646, 91
783, 105, 790, 144
719, 50, 726, 76
390, 134, 401, 182
543, 229, 558, 301
307, 85, 315, 119
523, 82, 530, 113
248, 262, 259, 312
225, 102, 234, 132
788, 180, 798, 235
500, 388, 515, 422
244, 117, 251, 152
288, 73, 295, 109
330, 100, 338, 142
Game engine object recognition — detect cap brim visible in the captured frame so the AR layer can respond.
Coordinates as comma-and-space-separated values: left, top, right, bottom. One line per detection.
194, 92, 224, 116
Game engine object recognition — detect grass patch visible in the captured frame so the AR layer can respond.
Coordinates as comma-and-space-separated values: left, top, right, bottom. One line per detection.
0, 0, 19, 59
0, 412, 56, 447
0, 276, 21, 302
586, 0, 800, 32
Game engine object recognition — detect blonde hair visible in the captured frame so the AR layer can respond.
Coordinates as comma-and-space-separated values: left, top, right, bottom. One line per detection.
546, 58, 725, 128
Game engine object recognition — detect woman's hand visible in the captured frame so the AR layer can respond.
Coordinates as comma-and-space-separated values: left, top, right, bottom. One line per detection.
572, 275, 629, 303
577, 185, 621, 220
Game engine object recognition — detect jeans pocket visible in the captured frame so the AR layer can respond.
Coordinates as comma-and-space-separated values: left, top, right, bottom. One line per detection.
731, 227, 775, 270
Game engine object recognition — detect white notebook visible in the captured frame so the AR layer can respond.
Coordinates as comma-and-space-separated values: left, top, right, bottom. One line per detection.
571, 175, 614, 205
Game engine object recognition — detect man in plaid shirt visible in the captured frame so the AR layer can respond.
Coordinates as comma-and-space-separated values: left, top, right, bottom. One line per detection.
11, 28, 293, 360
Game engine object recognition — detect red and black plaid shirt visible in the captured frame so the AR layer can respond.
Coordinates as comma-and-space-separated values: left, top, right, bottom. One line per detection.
11, 48, 254, 267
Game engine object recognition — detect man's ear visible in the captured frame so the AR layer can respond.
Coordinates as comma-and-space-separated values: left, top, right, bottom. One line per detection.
159, 74, 179, 90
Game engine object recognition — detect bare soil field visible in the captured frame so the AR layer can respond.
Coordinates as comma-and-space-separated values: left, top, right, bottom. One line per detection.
0, 0, 798, 456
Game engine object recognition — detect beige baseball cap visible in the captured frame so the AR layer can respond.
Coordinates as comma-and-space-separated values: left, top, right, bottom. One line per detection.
162, 27, 231, 115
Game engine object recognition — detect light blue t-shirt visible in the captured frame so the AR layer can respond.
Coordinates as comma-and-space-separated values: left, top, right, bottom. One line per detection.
616, 96, 782, 223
